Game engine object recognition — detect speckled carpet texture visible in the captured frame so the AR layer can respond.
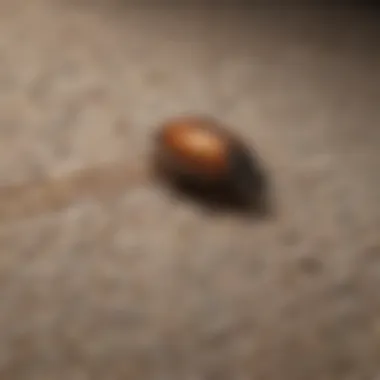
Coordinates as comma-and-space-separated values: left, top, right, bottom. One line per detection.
0, 1, 379, 379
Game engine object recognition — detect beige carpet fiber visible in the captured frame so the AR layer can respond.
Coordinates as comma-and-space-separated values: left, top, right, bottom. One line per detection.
0, 1, 379, 379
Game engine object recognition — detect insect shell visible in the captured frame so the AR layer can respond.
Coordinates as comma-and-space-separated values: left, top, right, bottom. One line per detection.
153, 115, 264, 208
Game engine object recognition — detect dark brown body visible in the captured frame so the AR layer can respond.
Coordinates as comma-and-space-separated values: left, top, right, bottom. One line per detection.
153, 115, 270, 214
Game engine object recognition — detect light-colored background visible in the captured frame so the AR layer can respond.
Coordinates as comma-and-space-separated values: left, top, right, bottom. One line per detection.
0, 1, 379, 379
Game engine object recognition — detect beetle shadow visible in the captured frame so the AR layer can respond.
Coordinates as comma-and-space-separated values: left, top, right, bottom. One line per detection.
173, 179, 273, 219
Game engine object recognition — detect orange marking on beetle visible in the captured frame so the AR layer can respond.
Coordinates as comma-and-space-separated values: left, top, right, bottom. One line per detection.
157, 116, 231, 179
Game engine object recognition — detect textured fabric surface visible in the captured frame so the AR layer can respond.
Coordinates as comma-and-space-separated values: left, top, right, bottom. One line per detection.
0, 2, 379, 379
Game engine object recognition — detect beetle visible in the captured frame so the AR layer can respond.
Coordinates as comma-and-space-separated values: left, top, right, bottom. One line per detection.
153, 115, 269, 213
